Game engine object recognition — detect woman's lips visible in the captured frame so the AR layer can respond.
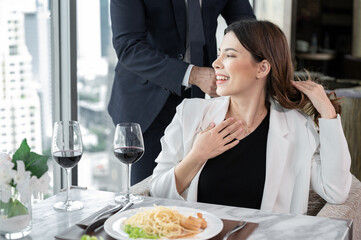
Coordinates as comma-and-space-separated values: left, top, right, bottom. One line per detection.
216, 80, 228, 84
216, 75, 229, 85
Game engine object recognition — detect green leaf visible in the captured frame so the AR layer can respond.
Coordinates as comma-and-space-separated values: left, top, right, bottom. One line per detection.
8, 199, 29, 218
125, 224, 160, 239
0, 199, 28, 218
80, 235, 104, 240
11, 138, 49, 178
26, 152, 49, 178
12, 139, 31, 169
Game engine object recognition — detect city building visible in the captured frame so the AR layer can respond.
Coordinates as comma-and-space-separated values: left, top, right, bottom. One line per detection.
0, 4, 42, 153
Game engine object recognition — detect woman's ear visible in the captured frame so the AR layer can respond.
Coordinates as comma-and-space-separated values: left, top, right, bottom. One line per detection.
256, 60, 271, 79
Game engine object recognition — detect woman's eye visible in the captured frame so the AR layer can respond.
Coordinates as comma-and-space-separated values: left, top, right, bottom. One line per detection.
226, 54, 235, 58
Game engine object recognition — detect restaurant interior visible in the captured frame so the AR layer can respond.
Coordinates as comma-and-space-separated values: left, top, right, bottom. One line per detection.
0, 0, 360, 239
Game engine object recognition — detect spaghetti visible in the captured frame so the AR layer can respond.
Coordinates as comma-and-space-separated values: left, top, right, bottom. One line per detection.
123, 206, 207, 238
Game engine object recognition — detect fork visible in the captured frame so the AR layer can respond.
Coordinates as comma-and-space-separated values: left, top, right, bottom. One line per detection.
84, 202, 133, 235
76, 204, 124, 229
222, 221, 247, 240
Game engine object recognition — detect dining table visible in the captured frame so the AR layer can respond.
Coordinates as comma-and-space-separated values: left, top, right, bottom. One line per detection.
0, 188, 352, 240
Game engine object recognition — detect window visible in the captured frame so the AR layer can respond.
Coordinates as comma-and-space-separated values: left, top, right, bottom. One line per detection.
76, 0, 126, 192
0, 0, 55, 196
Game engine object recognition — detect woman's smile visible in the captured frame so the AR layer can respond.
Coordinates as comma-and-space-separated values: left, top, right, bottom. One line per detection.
212, 32, 261, 96
216, 74, 230, 85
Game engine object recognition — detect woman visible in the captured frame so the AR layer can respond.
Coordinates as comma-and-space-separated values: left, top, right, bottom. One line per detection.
149, 20, 352, 214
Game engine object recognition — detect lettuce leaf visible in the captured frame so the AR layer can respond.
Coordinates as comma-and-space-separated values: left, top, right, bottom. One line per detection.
124, 224, 160, 239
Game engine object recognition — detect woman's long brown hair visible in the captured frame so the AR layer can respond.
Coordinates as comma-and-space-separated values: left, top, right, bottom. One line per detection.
225, 20, 341, 124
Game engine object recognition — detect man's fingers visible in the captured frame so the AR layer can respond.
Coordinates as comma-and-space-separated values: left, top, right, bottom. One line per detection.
205, 84, 218, 97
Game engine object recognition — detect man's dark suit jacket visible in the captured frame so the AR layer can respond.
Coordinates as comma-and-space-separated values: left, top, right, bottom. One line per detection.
108, 0, 255, 132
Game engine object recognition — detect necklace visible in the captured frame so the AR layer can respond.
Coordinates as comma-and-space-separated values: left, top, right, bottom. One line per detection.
243, 107, 267, 137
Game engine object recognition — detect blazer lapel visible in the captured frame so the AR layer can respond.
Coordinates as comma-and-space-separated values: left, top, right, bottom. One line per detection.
260, 99, 290, 212
200, 96, 230, 131
171, 0, 187, 47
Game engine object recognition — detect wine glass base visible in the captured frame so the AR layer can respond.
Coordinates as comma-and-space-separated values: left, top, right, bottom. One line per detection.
53, 200, 84, 212
115, 194, 144, 204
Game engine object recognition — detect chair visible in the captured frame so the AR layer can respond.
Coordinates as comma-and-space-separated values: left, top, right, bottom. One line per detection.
131, 175, 361, 239
310, 175, 361, 239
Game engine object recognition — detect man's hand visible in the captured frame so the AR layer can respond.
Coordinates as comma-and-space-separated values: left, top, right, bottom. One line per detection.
189, 66, 218, 97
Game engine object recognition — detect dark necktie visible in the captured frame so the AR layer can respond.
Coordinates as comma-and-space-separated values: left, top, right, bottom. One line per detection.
188, 0, 205, 66
188, 0, 206, 97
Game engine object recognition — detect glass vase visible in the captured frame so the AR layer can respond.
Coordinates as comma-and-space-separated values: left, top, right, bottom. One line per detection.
0, 187, 32, 239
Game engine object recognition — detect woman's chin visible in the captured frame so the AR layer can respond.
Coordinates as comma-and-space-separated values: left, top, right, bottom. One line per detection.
216, 88, 228, 97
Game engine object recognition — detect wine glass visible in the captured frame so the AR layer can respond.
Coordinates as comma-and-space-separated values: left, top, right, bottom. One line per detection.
52, 120, 84, 211
113, 122, 145, 204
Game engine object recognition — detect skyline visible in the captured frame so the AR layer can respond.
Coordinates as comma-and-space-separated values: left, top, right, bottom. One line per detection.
0, 0, 127, 193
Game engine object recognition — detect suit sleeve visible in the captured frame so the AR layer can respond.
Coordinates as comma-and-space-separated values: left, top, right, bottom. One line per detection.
221, 0, 256, 25
310, 115, 352, 204
149, 101, 188, 200
110, 0, 188, 96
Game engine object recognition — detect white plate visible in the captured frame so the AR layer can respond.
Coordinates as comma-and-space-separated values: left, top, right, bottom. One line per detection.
104, 206, 223, 240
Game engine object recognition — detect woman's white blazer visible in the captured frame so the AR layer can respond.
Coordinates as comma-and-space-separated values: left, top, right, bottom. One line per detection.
149, 96, 352, 214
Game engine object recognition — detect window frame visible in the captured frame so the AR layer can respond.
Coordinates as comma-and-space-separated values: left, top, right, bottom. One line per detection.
51, 0, 78, 193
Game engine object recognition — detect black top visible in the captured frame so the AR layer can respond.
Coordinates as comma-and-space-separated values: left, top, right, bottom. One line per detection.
197, 111, 270, 209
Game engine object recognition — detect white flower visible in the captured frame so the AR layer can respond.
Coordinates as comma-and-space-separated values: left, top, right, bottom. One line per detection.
29, 176, 39, 195
37, 172, 50, 194
13, 161, 31, 202
0, 153, 11, 162
13, 161, 31, 187
30, 173, 50, 196
0, 158, 15, 190
0, 150, 50, 203
0, 154, 15, 202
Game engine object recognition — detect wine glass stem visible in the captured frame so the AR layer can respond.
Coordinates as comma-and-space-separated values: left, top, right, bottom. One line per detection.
65, 168, 72, 205
127, 164, 131, 202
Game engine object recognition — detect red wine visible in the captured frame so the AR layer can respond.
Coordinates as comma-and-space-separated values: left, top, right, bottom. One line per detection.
53, 150, 82, 169
114, 147, 144, 164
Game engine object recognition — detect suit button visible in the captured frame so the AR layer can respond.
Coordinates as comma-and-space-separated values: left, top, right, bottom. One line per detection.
178, 54, 183, 60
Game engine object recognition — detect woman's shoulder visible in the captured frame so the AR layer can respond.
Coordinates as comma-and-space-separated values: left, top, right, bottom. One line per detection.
270, 98, 313, 131
180, 96, 228, 110
182, 96, 228, 104
285, 107, 310, 120
176, 97, 229, 127
271, 98, 309, 120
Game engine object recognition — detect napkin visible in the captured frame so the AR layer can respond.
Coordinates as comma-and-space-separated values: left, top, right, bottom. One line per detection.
54, 205, 116, 240
55, 205, 258, 240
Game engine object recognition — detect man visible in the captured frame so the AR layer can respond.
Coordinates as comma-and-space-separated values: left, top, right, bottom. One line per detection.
108, 0, 255, 184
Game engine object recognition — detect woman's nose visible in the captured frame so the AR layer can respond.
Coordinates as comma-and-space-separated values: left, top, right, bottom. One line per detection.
212, 56, 222, 69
